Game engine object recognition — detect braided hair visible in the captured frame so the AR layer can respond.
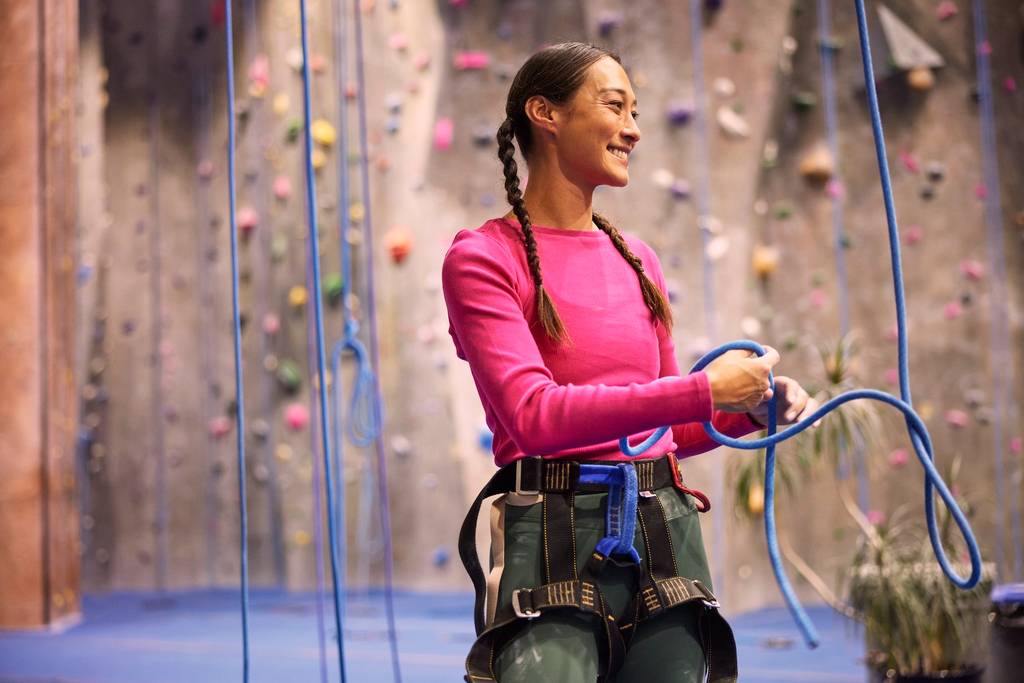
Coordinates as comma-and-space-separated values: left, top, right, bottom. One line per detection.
497, 42, 673, 346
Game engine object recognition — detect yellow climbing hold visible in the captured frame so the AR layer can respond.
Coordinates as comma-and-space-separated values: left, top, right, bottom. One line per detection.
311, 148, 327, 171
311, 119, 337, 146
292, 530, 311, 547
747, 484, 765, 516
273, 92, 290, 116
752, 244, 781, 279
289, 285, 308, 308
275, 444, 293, 462
350, 202, 365, 222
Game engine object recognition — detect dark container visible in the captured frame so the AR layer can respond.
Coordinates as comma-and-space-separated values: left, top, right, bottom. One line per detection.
987, 583, 1024, 683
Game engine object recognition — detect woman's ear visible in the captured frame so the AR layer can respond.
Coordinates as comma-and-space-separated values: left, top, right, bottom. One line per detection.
524, 95, 559, 136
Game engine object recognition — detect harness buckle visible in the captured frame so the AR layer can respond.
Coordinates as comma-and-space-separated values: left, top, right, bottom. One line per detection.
692, 579, 720, 609
514, 458, 540, 496
512, 588, 540, 619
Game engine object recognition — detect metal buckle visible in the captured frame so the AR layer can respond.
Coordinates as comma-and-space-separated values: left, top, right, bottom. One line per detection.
692, 579, 720, 609
515, 458, 539, 496
512, 589, 540, 618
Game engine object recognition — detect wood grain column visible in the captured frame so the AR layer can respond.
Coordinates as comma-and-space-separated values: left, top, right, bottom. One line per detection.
0, 0, 79, 629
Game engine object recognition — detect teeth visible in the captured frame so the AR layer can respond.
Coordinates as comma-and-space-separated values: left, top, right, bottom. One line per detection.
608, 147, 628, 160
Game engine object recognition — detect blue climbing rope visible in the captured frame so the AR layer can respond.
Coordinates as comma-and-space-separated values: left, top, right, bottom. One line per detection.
619, 0, 983, 648
223, 1, 252, 678
297, 0, 348, 680
972, 0, 1019, 583
350, 0, 403, 679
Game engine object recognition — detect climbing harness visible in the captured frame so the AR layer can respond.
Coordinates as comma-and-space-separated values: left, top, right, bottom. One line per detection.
459, 454, 737, 682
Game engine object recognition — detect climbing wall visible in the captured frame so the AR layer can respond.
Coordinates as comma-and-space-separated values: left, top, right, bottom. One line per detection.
75, 0, 1023, 618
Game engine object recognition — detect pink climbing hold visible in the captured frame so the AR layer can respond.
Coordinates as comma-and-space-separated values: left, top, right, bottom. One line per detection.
454, 51, 490, 70
974, 183, 988, 199
388, 32, 409, 51
978, 41, 992, 56
273, 175, 291, 201
450, 0, 469, 6
197, 159, 214, 179
866, 510, 886, 527
899, 151, 920, 173
936, 1, 957, 21
959, 259, 984, 281
944, 300, 963, 320
262, 312, 280, 335
209, 416, 232, 439
808, 288, 827, 310
1004, 76, 1018, 93
884, 368, 899, 386
434, 117, 454, 151
825, 180, 844, 199
414, 52, 431, 71
285, 403, 310, 431
885, 323, 899, 342
888, 448, 909, 468
249, 54, 270, 88
237, 206, 259, 234
1011, 436, 1022, 455
944, 409, 969, 428
905, 225, 924, 245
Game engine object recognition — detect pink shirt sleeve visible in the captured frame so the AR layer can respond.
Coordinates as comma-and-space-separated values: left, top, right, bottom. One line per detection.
441, 229, 717, 456
642, 243, 765, 458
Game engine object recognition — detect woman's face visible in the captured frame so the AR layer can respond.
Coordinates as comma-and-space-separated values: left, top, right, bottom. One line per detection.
554, 57, 641, 190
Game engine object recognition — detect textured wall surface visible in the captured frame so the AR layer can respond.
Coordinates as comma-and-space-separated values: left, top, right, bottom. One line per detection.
73, 0, 1023, 618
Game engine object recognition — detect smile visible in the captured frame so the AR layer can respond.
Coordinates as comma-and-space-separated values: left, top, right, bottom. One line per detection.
607, 146, 629, 164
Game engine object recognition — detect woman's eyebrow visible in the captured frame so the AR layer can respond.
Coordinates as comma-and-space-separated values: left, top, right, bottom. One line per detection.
598, 87, 638, 107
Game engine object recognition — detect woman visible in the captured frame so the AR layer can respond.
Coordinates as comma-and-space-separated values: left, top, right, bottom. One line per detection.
442, 42, 820, 683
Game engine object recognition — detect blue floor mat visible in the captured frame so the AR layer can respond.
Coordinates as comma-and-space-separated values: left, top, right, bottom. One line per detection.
0, 589, 865, 682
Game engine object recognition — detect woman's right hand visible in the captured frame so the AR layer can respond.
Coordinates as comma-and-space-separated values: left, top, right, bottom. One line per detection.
703, 345, 781, 413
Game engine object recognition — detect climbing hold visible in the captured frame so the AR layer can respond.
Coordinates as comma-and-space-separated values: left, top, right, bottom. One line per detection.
773, 202, 794, 220
888, 448, 909, 468
197, 159, 214, 179
906, 65, 935, 90
496, 19, 513, 40
936, 1, 957, 21
252, 463, 270, 484
925, 161, 945, 182
311, 119, 337, 146
808, 288, 827, 310
712, 77, 736, 97
919, 184, 935, 200
275, 444, 293, 462
273, 175, 291, 201
471, 125, 493, 147
944, 409, 969, 428
386, 116, 401, 135
285, 46, 304, 72
899, 151, 920, 173
791, 91, 818, 112
666, 101, 694, 126
251, 419, 270, 441
310, 148, 327, 171
716, 106, 750, 138
747, 484, 765, 516
739, 316, 761, 337
273, 92, 289, 116
433, 117, 454, 151
597, 10, 623, 37
209, 416, 232, 439
413, 52, 431, 71
385, 92, 403, 114
974, 183, 988, 199
944, 301, 963, 320
391, 435, 412, 458
905, 225, 924, 245
292, 530, 311, 547
237, 207, 259, 235
285, 403, 310, 431
826, 180, 844, 199
877, 5, 945, 76
249, 54, 270, 91
432, 546, 451, 568
752, 244, 780, 279
286, 119, 303, 143
669, 180, 691, 200
1011, 437, 1022, 455
384, 227, 413, 264
799, 145, 834, 182
866, 510, 886, 526
288, 285, 309, 308
323, 273, 343, 305
271, 234, 288, 262
350, 202, 366, 223
1004, 77, 1018, 93
388, 32, 409, 51
651, 168, 675, 189
960, 259, 984, 281
454, 51, 490, 70
262, 313, 280, 335
705, 235, 730, 262
309, 54, 327, 74
665, 278, 681, 304
345, 83, 358, 100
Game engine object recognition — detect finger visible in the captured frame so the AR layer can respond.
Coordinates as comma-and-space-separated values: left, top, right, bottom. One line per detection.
759, 345, 781, 367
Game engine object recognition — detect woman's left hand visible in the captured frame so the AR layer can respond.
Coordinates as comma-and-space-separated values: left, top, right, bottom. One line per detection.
747, 376, 822, 428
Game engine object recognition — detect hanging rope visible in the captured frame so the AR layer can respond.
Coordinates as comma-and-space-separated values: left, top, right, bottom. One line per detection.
296, 0, 348, 680
223, 1, 252, 678
621, 0, 983, 648
350, 1, 403, 680
972, 0, 1019, 582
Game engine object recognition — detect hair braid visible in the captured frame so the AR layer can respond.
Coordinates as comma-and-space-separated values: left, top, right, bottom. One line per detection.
496, 117, 571, 345
592, 212, 674, 330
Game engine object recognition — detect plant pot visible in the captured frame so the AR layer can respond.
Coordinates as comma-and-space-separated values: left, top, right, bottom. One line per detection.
867, 666, 984, 683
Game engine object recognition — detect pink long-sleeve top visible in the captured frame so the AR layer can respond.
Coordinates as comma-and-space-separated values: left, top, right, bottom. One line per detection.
442, 216, 762, 468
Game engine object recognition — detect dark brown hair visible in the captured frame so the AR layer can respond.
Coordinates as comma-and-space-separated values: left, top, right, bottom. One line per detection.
497, 42, 673, 345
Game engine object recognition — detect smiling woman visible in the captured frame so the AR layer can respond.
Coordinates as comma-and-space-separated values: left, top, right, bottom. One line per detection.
441, 42, 794, 683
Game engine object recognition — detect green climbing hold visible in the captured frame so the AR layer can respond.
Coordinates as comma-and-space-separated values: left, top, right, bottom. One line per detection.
286, 119, 303, 143
773, 201, 794, 220
839, 235, 853, 249
276, 359, 302, 394
323, 273, 344, 305
791, 91, 818, 112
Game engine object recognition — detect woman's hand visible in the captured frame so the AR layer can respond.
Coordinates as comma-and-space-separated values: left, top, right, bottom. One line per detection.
704, 346, 780, 413
747, 376, 822, 429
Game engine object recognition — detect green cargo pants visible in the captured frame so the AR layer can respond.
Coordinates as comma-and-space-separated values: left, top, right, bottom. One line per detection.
483, 485, 714, 682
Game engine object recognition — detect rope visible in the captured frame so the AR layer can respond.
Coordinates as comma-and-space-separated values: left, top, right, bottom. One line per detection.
350, 1, 403, 679
297, 0, 348, 679
620, 0, 983, 647
223, 1, 252, 678
972, 0, 1018, 581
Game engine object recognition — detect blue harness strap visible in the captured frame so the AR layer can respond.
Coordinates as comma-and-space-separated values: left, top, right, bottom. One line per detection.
583, 463, 643, 565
